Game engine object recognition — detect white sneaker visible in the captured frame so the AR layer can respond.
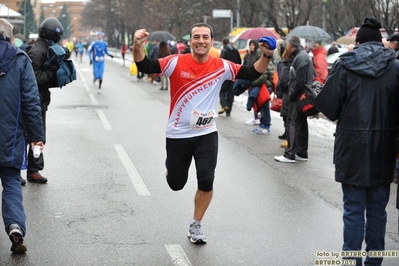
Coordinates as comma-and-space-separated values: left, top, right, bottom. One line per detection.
245, 118, 260, 125
295, 154, 308, 161
187, 221, 207, 244
274, 155, 295, 163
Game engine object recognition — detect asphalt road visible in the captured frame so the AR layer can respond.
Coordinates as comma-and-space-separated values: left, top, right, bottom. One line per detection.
0, 53, 398, 266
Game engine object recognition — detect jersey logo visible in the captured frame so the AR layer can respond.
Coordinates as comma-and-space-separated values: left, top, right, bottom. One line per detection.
180, 71, 195, 79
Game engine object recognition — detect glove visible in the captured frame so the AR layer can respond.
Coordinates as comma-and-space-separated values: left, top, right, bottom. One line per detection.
259, 36, 277, 50
90, 60, 92, 66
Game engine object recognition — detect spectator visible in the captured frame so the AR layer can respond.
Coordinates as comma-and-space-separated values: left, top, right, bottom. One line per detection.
327, 41, 339, 56
120, 39, 128, 66
315, 17, 399, 266
312, 41, 328, 82
218, 37, 241, 116
26, 17, 66, 183
274, 35, 314, 163
0, 18, 45, 253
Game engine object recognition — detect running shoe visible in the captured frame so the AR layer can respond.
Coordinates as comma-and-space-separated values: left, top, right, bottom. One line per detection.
187, 221, 207, 244
253, 127, 270, 135
245, 118, 260, 125
9, 224, 27, 253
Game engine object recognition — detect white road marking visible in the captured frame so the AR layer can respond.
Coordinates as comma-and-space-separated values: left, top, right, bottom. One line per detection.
96, 110, 112, 130
165, 245, 192, 266
75, 63, 85, 82
89, 94, 98, 105
84, 83, 90, 92
113, 144, 151, 196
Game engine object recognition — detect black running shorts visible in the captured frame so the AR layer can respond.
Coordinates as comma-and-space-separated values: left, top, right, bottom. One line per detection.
165, 131, 218, 192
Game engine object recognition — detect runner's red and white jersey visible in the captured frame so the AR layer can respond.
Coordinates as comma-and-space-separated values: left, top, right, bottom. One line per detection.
158, 54, 241, 138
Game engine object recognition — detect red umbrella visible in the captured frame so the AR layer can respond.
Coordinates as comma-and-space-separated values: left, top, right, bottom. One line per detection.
238, 27, 279, 40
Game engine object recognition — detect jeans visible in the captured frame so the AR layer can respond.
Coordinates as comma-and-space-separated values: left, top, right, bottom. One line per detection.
341, 183, 390, 266
0, 166, 26, 236
259, 86, 273, 128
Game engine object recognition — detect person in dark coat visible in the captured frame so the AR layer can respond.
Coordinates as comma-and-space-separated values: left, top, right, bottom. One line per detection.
26, 17, 66, 184
0, 18, 45, 253
276, 40, 294, 145
327, 41, 339, 56
315, 17, 399, 265
218, 37, 242, 116
274, 35, 314, 163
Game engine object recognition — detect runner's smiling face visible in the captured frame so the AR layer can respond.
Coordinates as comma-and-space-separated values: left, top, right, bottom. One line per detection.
190, 27, 214, 56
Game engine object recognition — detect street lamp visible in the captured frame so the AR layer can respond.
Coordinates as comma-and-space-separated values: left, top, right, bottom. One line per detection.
322, 0, 327, 31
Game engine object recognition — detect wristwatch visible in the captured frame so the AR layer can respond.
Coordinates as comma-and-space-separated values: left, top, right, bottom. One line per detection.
263, 53, 273, 59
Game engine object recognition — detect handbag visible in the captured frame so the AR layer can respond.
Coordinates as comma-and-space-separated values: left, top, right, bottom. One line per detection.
296, 85, 319, 116
270, 95, 283, 112
130, 62, 138, 76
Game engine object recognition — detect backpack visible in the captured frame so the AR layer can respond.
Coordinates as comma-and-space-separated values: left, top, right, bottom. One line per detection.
46, 43, 76, 88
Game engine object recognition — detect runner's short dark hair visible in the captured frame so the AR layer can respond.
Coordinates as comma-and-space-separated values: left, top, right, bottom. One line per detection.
189, 23, 214, 39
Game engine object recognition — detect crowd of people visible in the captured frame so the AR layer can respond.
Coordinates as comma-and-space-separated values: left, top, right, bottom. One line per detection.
1, 14, 399, 265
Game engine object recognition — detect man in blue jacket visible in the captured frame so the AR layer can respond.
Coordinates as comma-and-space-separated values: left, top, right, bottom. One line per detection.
315, 17, 399, 265
0, 18, 45, 253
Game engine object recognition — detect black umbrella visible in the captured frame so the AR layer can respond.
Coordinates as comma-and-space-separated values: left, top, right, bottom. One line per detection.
148, 31, 176, 42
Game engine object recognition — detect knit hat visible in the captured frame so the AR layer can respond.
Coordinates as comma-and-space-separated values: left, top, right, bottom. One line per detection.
355, 17, 382, 44
287, 35, 301, 47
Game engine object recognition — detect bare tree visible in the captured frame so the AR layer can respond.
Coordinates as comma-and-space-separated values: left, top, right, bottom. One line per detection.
82, 0, 399, 46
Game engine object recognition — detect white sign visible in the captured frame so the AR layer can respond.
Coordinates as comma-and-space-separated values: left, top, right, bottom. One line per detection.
212, 9, 232, 18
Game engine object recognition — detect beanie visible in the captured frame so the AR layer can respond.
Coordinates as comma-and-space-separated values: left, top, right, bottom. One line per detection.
287, 35, 301, 47
355, 17, 382, 44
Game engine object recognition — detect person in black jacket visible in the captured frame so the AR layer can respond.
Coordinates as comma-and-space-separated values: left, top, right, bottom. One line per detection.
276, 40, 294, 145
0, 18, 45, 253
274, 35, 314, 163
315, 17, 399, 265
26, 17, 67, 184
218, 37, 241, 116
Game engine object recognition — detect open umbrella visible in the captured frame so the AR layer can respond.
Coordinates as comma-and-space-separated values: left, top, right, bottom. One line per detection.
336, 36, 355, 45
237, 27, 279, 40
182, 34, 190, 41
286, 25, 331, 43
148, 31, 176, 42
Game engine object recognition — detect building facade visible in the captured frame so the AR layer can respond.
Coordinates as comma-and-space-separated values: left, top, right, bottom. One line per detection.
3, 0, 90, 40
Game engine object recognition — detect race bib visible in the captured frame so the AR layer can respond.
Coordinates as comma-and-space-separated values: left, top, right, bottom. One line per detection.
95, 56, 104, 62
190, 109, 217, 130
